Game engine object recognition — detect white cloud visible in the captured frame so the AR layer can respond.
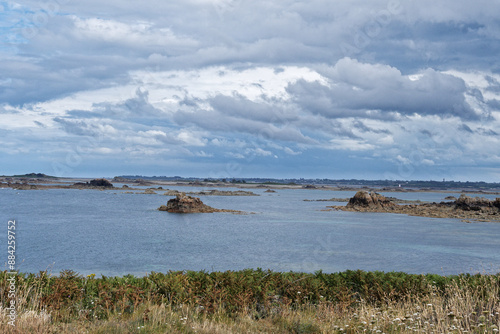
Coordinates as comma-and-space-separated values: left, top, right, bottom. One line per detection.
329, 139, 375, 151
251, 148, 273, 157
396, 155, 411, 165
177, 131, 207, 146
284, 147, 302, 155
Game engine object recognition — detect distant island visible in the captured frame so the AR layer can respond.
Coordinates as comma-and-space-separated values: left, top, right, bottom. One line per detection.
4, 173, 56, 178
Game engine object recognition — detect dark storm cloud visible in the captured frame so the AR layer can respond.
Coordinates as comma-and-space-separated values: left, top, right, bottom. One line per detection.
208, 94, 297, 124
288, 58, 478, 120
174, 108, 316, 144
66, 89, 167, 122
53, 117, 100, 137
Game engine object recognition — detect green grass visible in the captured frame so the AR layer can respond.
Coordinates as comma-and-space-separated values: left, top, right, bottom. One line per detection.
1, 269, 499, 333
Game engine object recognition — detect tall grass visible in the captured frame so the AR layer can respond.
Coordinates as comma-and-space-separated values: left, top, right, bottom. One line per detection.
1, 269, 499, 333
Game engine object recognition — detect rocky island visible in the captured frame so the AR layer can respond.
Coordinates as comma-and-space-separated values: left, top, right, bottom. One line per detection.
73, 178, 114, 188
158, 194, 244, 214
328, 191, 500, 222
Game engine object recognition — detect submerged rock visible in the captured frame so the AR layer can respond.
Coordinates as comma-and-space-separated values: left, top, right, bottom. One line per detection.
188, 189, 258, 196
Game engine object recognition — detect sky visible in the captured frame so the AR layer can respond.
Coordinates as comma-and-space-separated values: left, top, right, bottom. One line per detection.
1, 0, 500, 181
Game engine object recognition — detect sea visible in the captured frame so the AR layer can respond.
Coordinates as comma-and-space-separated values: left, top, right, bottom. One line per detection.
1, 186, 500, 277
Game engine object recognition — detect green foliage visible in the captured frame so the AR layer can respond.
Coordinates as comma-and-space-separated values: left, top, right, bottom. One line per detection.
1, 269, 499, 324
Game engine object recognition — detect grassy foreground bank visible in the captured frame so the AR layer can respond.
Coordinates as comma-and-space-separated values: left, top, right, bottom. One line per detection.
1, 269, 499, 333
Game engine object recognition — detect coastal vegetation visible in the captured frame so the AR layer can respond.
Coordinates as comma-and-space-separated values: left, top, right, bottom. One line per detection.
1, 269, 499, 333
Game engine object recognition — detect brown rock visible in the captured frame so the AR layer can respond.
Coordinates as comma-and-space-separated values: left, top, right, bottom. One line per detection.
455, 194, 492, 211
159, 194, 222, 213
73, 179, 114, 188
89, 179, 114, 187
346, 191, 396, 209
328, 192, 500, 222
494, 198, 500, 209
163, 190, 185, 196
12, 183, 38, 190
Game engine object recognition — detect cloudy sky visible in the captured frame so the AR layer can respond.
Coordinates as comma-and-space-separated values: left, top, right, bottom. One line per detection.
1, 0, 500, 181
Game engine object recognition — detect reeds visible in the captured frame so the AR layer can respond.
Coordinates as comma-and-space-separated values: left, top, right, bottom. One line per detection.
1, 269, 499, 333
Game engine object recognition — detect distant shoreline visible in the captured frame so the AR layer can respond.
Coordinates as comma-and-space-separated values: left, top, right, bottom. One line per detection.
2, 175, 500, 195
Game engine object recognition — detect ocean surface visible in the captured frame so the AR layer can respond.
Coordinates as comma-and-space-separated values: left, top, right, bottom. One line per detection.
1, 186, 500, 277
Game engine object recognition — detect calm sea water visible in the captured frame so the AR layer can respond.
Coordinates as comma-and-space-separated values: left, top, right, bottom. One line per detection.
1, 187, 499, 276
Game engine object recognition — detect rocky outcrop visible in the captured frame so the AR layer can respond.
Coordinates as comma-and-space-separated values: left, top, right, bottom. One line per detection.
455, 194, 492, 211
328, 192, 500, 222
89, 179, 114, 187
11, 182, 38, 190
346, 191, 397, 209
264, 189, 276, 193
163, 190, 185, 196
158, 194, 242, 213
494, 198, 500, 209
73, 179, 114, 188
